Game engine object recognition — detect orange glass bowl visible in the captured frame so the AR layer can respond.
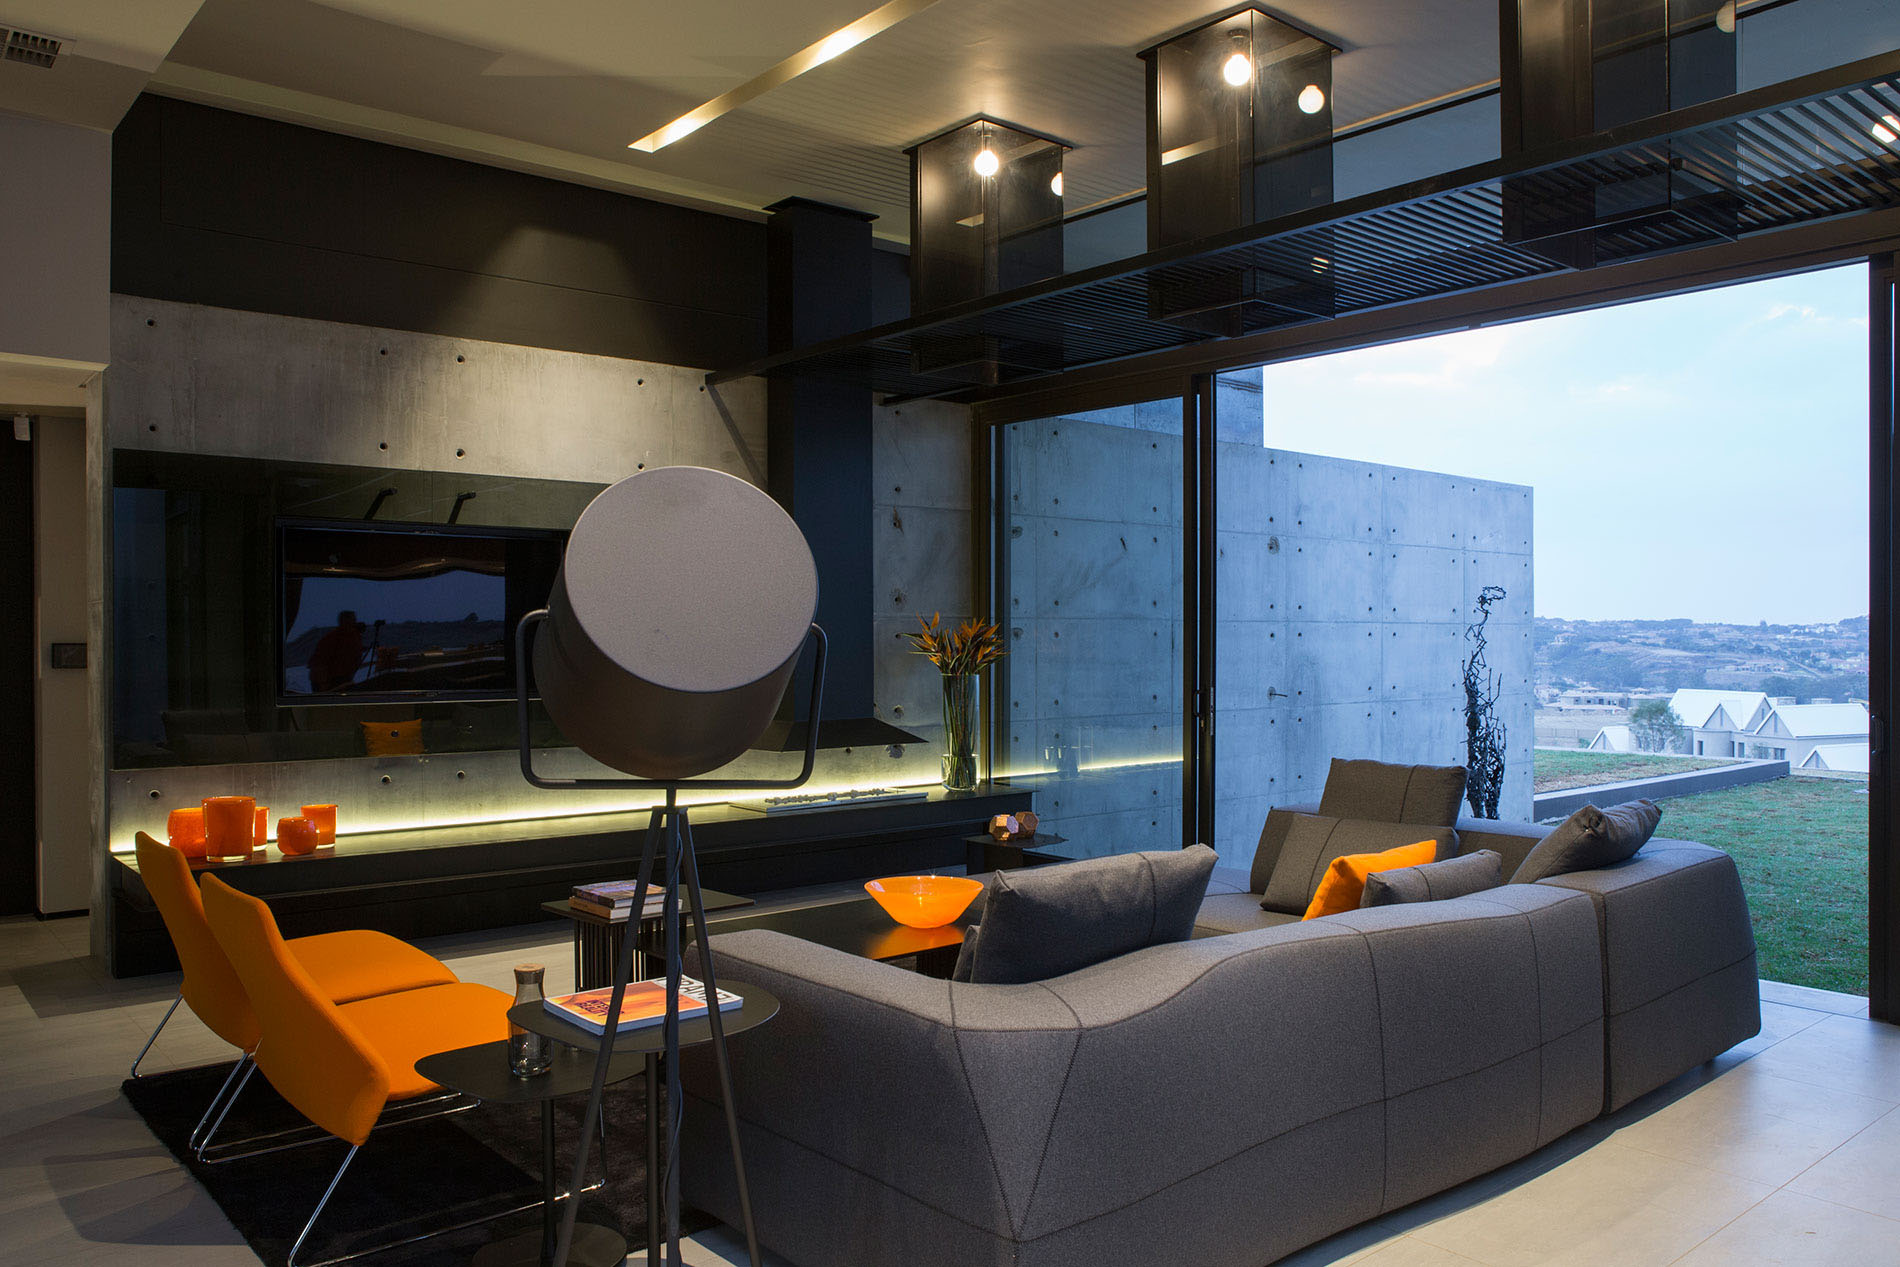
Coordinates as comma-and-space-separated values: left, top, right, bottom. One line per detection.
864, 875, 984, 929
278, 817, 321, 857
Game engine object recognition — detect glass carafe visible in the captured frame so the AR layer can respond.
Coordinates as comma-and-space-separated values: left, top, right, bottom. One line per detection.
509, 963, 552, 1077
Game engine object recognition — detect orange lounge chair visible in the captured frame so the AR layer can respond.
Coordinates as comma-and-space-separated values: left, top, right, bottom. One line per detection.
199, 874, 513, 1267
130, 832, 461, 1156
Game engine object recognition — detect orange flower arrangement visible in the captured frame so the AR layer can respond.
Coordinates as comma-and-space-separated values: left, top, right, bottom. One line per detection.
902, 613, 1006, 675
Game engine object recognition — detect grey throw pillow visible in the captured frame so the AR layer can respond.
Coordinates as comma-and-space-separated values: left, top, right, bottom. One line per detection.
1260, 814, 1458, 914
1361, 849, 1503, 907
1317, 759, 1468, 827
1510, 800, 1662, 884
956, 845, 1217, 985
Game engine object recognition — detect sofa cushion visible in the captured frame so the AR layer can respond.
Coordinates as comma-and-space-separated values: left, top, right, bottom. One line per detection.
1261, 815, 1458, 914
956, 845, 1217, 985
1304, 840, 1440, 919
1361, 850, 1504, 908
1317, 759, 1467, 826
1511, 800, 1662, 884
1194, 892, 1303, 935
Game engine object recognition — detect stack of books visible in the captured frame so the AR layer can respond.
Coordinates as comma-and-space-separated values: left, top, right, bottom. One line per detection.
543, 976, 742, 1034
568, 879, 664, 921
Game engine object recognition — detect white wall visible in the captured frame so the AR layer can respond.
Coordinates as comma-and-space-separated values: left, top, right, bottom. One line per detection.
34, 416, 91, 911
0, 115, 109, 370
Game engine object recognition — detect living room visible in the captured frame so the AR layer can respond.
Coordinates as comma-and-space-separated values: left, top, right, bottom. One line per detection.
3, 1, 1900, 1265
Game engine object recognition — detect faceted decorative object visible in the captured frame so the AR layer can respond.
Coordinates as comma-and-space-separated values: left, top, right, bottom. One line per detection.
988, 810, 1042, 841
1499, 0, 1738, 267
167, 807, 207, 860
277, 817, 321, 856
509, 965, 552, 1077
1140, 7, 1337, 335
940, 672, 979, 792
301, 803, 338, 846
865, 875, 985, 929
202, 797, 256, 862
908, 117, 1067, 385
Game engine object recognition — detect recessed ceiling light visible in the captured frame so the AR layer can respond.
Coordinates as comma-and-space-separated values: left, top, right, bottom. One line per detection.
1050, 171, 1063, 197
1298, 83, 1326, 114
1222, 51, 1252, 87
973, 148, 999, 177
629, 0, 940, 153
1875, 114, 1900, 145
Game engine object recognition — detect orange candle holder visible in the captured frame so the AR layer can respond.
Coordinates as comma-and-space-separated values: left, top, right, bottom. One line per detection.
278, 816, 321, 856
254, 806, 270, 848
203, 796, 256, 861
301, 803, 338, 846
167, 807, 207, 860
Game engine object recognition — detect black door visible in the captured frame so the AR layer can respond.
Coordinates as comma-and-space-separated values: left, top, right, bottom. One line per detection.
0, 420, 34, 914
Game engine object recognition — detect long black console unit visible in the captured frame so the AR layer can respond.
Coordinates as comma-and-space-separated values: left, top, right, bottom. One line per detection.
109, 782, 1033, 977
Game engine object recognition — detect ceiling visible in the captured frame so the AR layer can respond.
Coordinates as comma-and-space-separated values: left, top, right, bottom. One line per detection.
0, 1, 206, 128
110, 0, 1500, 240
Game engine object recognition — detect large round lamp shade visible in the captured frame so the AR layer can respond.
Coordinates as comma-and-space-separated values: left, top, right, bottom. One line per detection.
532, 466, 819, 781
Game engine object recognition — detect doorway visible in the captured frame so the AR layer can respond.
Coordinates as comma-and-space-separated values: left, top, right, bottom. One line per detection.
0, 420, 36, 914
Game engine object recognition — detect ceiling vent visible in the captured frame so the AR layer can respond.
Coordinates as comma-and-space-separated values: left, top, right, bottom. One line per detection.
3, 29, 62, 69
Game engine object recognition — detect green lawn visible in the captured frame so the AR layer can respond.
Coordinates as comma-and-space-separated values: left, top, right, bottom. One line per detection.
1651, 777, 1868, 996
1532, 748, 1733, 793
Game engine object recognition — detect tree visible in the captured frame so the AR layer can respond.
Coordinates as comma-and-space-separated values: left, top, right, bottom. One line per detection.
1463, 586, 1508, 819
1628, 698, 1686, 753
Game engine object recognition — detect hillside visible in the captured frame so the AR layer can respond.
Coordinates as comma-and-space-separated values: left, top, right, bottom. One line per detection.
1536, 615, 1868, 699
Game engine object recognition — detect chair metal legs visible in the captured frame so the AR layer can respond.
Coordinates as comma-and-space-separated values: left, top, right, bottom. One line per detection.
287, 1144, 358, 1267
192, 1057, 257, 1161
129, 993, 183, 1079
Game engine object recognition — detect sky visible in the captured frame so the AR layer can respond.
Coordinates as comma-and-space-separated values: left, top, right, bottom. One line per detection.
1259, 263, 1871, 625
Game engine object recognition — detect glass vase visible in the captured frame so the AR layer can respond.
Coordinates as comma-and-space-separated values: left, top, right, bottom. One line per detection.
940, 672, 979, 792
509, 964, 552, 1077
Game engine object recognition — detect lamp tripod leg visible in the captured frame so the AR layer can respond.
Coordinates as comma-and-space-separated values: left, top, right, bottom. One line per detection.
680, 813, 762, 1267
551, 805, 664, 1267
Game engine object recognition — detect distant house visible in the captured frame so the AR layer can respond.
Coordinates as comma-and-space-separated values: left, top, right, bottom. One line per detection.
1801, 743, 1870, 775
1588, 724, 1635, 752
1666, 689, 1771, 758
1747, 702, 1870, 767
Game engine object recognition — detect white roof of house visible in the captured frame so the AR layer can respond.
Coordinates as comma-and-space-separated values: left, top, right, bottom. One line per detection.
1802, 743, 1870, 773
1589, 725, 1634, 752
1668, 689, 1768, 730
1762, 702, 1870, 737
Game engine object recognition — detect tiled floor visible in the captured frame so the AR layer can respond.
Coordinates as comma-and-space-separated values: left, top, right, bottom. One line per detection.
4, 914, 1898, 1267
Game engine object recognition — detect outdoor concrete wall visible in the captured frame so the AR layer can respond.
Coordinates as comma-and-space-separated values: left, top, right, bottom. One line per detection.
99, 298, 959, 877
1000, 384, 1534, 869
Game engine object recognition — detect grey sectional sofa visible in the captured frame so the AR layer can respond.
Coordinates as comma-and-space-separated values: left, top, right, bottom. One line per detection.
677, 816, 1759, 1267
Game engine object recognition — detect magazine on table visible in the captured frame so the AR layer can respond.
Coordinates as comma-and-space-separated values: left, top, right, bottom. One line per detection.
542, 976, 742, 1034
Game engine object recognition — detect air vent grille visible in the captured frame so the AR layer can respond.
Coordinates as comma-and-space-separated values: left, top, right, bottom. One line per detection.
3, 29, 62, 69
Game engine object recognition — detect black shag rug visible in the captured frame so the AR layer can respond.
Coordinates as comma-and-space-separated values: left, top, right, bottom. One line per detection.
122, 1059, 679, 1266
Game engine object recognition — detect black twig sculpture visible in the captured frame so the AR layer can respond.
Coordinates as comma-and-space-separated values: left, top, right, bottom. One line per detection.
1464, 585, 1508, 819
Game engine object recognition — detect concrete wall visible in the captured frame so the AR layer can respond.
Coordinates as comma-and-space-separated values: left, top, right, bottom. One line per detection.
34, 417, 93, 913
100, 297, 963, 867
0, 115, 109, 371
997, 382, 1535, 870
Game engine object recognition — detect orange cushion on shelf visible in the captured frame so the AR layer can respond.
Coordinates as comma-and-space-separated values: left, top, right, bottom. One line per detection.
288, 930, 460, 1005
338, 982, 515, 1102
1302, 839, 1440, 920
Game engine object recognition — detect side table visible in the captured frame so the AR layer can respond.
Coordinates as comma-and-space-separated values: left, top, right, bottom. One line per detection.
962, 832, 1074, 875
541, 890, 754, 989
414, 1040, 649, 1267
510, 983, 780, 1265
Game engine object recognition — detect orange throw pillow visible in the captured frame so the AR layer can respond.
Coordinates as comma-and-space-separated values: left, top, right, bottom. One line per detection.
1302, 839, 1440, 920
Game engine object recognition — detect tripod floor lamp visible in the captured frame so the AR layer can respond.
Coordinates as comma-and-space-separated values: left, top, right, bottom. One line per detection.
510, 465, 827, 1267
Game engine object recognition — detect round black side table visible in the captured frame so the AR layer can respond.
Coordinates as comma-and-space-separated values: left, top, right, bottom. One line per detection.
415, 1040, 647, 1266
508, 983, 781, 1265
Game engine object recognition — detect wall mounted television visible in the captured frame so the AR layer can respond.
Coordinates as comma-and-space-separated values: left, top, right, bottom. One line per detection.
277, 519, 567, 705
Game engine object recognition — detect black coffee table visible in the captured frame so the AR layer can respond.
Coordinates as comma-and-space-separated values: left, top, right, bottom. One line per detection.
541, 890, 754, 989
414, 1040, 650, 1267
510, 983, 780, 1265
962, 832, 1076, 875
690, 897, 979, 978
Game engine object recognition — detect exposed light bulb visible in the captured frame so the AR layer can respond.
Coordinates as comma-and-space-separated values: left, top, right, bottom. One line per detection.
1222, 51, 1251, 87
1050, 171, 1063, 197
1876, 114, 1900, 146
1715, 1, 1736, 33
973, 147, 1000, 177
1297, 83, 1326, 114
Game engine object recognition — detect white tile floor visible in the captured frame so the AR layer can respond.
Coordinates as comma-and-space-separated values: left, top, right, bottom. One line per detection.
4, 912, 1898, 1267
